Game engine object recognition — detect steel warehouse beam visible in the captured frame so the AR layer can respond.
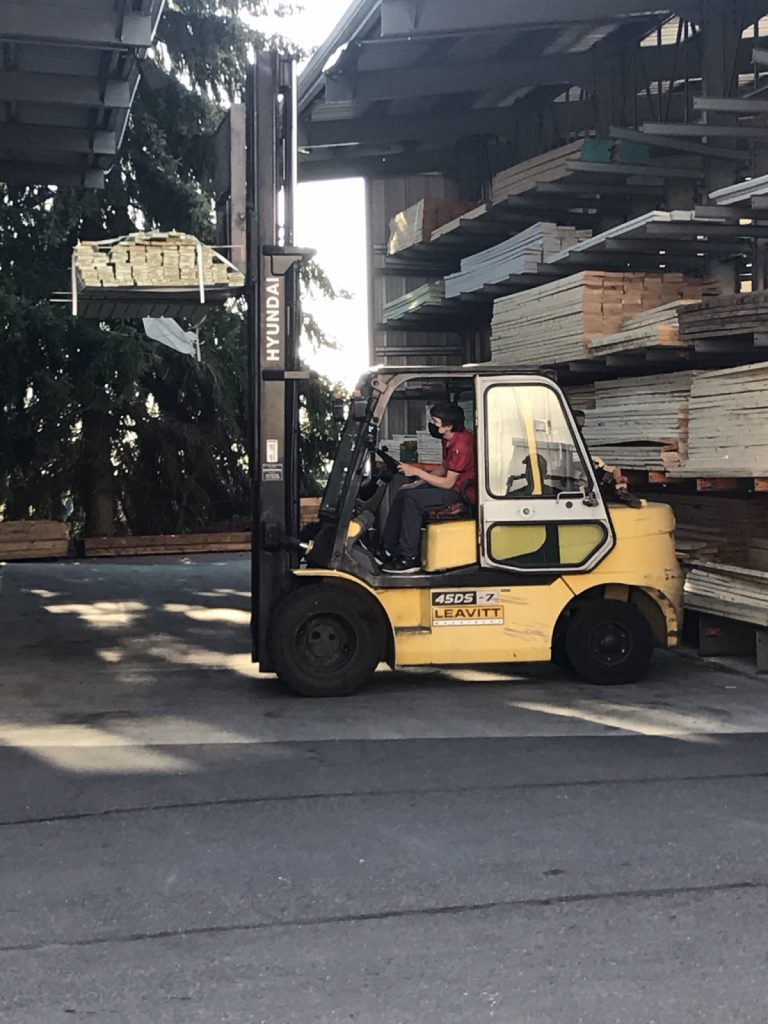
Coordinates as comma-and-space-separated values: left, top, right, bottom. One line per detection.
0, 125, 117, 155
0, 69, 135, 108
326, 52, 602, 103
380, 0, 696, 35
325, 43, 710, 104
610, 125, 749, 162
0, 160, 105, 188
303, 105, 519, 147
0, 3, 154, 49
693, 96, 768, 114
642, 121, 768, 138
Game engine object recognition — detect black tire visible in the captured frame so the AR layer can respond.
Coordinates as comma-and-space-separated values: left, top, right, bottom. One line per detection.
565, 599, 654, 686
270, 584, 385, 697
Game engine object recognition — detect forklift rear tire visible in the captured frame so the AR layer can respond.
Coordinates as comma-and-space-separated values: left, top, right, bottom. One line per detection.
565, 599, 653, 686
270, 584, 385, 697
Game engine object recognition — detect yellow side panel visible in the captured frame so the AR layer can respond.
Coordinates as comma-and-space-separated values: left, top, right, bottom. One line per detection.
423, 520, 478, 571
563, 502, 684, 642
378, 580, 576, 666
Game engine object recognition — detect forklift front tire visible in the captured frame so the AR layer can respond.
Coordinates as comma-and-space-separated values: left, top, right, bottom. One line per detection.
565, 599, 654, 687
270, 584, 385, 697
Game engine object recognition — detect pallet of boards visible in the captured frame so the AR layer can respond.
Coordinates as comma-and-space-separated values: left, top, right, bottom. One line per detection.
680, 363, 768, 478
490, 272, 710, 366
388, 199, 475, 255
74, 232, 245, 292
383, 282, 445, 322
444, 223, 591, 298
642, 493, 768, 566
685, 561, 768, 628
677, 290, 768, 341
0, 521, 70, 561
85, 532, 251, 558
589, 301, 698, 358
583, 371, 693, 471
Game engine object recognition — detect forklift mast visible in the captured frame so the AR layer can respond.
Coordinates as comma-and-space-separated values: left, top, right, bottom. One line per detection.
246, 51, 310, 667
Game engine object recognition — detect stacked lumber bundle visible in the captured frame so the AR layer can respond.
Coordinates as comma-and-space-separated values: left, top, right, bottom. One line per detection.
685, 562, 768, 628
594, 446, 669, 470
85, 532, 251, 558
416, 430, 444, 462
444, 223, 591, 298
646, 493, 768, 565
582, 371, 693, 471
384, 282, 445, 322
388, 199, 474, 255
681, 363, 768, 478
677, 290, 768, 342
0, 521, 69, 561
300, 498, 322, 525
491, 272, 709, 365
710, 172, 768, 207
491, 141, 587, 203
545, 211, 705, 267
431, 203, 490, 242
589, 301, 696, 358
74, 232, 245, 291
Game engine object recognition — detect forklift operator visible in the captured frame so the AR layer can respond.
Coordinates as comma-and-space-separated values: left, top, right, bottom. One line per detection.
381, 403, 476, 573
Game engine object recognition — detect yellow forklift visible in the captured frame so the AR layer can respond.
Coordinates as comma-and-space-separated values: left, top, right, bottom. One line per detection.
246, 54, 683, 697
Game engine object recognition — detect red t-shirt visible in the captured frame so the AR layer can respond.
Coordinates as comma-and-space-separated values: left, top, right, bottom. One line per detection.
443, 430, 476, 501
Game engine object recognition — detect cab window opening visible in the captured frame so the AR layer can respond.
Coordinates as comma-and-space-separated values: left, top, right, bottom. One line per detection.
484, 384, 590, 500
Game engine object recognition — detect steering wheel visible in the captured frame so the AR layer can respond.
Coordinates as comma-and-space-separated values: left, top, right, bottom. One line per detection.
375, 447, 400, 475
353, 446, 399, 516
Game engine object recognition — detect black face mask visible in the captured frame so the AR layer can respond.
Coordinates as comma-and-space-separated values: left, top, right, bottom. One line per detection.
428, 422, 442, 439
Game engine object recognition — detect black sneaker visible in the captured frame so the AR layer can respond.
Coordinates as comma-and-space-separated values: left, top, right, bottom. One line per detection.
383, 556, 422, 574
373, 547, 394, 566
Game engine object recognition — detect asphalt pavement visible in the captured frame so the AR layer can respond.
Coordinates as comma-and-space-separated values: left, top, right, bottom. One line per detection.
1, 555, 768, 1023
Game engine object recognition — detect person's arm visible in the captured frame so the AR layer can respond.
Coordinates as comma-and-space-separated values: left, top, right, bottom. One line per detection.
400, 463, 459, 490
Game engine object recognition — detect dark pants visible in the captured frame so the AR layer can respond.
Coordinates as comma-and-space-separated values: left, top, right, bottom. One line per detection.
382, 484, 461, 559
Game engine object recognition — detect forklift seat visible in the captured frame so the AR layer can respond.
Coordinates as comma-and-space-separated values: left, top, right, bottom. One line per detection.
423, 479, 477, 523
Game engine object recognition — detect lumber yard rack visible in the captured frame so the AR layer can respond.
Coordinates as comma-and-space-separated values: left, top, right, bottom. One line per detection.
293, 0, 768, 670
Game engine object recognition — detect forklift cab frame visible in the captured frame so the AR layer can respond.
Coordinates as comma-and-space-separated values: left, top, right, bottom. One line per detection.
308, 367, 616, 587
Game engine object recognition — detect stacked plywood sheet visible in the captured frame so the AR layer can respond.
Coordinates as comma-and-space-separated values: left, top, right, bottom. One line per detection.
647, 493, 768, 565
444, 223, 591, 298
564, 383, 596, 412
0, 521, 69, 561
589, 301, 697, 358
685, 562, 768, 628
74, 232, 245, 291
383, 282, 445, 322
583, 371, 693, 472
491, 272, 709, 366
491, 141, 588, 203
678, 291, 768, 342
388, 198, 474, 255
681, 363, 768, 478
